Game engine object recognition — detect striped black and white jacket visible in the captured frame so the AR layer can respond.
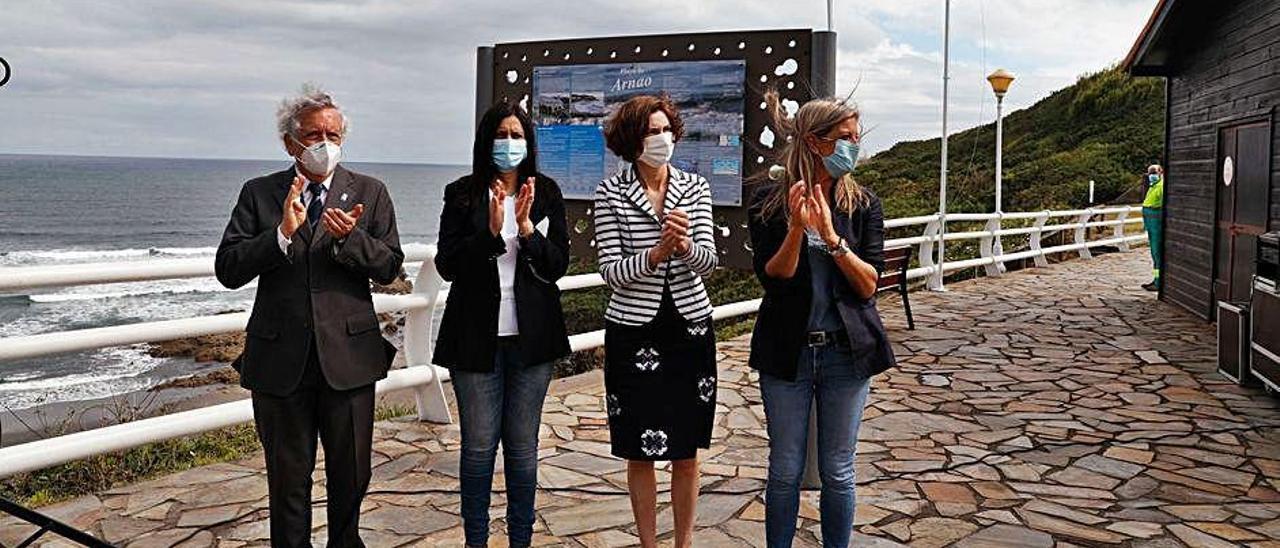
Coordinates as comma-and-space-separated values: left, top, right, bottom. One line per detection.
593, 165, 718, 325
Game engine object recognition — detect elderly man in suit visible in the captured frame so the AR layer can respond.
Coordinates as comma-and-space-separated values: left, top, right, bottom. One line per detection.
216, 84, 403, 547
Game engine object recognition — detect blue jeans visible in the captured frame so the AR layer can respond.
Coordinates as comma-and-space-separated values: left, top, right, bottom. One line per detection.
1143, 207, 1162, 280
451, 340, 553, 547
760, 343, 872, 548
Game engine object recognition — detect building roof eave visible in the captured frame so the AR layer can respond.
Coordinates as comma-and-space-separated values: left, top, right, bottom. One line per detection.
1123, 0, 1178, 76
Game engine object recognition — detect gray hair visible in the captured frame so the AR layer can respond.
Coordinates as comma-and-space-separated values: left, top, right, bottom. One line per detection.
1147, 164, 1162, 174
276, 83, 348, 139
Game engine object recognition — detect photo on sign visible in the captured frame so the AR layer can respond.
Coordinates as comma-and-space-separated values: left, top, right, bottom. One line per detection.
532, 60, 746, 206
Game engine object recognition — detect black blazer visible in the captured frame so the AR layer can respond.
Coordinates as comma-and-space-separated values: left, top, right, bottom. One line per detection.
216, 166, 404, 396
746, 184, 896, 381
432, 173, 571, 372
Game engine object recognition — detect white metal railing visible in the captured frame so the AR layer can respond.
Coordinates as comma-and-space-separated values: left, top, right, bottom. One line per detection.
0, 206, 1146, 478
881, 205, 1146, 285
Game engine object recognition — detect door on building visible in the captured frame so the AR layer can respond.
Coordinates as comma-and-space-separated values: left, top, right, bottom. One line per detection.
1214, 120, 1273, 304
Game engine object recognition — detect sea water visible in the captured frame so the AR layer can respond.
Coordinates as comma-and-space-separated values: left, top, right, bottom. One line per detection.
0, 154, 466, 410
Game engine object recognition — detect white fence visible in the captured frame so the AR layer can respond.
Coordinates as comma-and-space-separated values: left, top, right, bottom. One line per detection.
0, 206, 1146, 478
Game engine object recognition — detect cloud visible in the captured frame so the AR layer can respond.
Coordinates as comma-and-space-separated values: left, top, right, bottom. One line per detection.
0, 0, 1156, 163
834, 0, 1155, 155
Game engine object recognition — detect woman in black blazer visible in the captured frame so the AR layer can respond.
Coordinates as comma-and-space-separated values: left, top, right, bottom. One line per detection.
747, 92, 895, 548
432, 101, 570, 548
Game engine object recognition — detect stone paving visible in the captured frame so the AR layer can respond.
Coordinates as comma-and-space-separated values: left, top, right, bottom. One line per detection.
4, 250, 1280, 547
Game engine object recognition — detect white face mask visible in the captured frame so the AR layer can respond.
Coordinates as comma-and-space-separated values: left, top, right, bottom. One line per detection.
637, 132, 675, 168
292, 136, 342, 177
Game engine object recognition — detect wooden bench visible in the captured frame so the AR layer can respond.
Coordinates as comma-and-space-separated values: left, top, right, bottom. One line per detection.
876, 246, 915, 330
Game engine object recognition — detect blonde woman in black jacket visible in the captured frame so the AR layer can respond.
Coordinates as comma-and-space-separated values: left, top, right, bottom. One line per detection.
747, 91, 895, 548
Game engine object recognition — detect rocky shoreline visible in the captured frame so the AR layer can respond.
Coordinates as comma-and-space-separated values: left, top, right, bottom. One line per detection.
144, 272, 416, 390
148, 333, 244, 364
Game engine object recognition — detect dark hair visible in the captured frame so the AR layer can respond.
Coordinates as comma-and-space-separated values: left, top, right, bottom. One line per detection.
472, 100, 538, 187
604, 95, 684, 163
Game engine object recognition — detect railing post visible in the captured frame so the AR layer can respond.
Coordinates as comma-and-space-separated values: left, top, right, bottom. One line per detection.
1031, 211, 1050, 268
922, 218, 944, 290
993, 212, 1006, 274
980, 215, 1004, 277
406, 256, 452, 423
1075, 209, 1094, 260
1114, 208, 1130, 252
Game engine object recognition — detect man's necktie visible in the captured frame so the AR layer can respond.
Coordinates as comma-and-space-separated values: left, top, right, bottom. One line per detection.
307, 182, 325, 228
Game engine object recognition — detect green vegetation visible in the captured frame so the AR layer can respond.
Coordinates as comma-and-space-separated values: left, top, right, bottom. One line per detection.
1, 424, 261, 507
857, 66, 1165, 220
0, 402, 417, 507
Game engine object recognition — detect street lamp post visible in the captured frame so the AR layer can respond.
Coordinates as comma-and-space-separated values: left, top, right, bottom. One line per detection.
987, 69, 1015, 213
987, 69, 1015, 273
932, 0, 951, 292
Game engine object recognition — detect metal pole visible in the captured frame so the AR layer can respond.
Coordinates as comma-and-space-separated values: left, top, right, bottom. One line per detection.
932, 0, 950, 291
802, 28, 839, 491
827, 0, 834, 32
475, 46, 495, 129
992, 94, 1005, 272
995, 95, 1003, 214
811, 31, 837, 98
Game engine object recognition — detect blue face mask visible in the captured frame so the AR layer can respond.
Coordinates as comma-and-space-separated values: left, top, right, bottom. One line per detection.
1148, 173, 1160, 184
492, 138, 527, 172
821, 138, 860, 178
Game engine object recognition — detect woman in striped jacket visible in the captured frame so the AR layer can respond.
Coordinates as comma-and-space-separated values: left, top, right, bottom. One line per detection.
593, 94, 718, 548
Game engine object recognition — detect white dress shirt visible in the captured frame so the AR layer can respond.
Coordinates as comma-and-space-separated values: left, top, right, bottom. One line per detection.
492, 190, 521, 336
277, 168, 334, 254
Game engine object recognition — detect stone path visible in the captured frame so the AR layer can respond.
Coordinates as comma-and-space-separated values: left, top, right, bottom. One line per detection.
4, 251, 1280, 547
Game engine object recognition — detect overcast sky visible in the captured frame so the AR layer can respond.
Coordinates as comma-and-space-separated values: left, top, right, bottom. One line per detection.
0, 0, 1155, 165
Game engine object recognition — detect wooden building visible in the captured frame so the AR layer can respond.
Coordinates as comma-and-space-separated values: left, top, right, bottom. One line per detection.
1124, 0, 1278, 319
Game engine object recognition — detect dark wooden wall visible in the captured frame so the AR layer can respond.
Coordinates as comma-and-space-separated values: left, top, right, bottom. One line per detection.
1164, 0, 1279, 319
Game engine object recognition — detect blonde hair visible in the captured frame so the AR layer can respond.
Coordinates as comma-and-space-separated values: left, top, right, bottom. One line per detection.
755, 90, 868, 221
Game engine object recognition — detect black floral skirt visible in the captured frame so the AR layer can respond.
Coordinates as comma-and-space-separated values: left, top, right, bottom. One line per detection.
604, 297, 717, 461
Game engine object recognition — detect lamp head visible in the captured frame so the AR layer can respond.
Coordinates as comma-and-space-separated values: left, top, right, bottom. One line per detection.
987, 68, 1015, 98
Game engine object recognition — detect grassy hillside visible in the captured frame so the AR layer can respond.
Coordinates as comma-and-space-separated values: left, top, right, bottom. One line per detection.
857, 66, 1165, 219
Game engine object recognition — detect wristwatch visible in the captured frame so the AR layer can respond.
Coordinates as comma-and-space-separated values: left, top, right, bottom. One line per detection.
828, 238, 851, 256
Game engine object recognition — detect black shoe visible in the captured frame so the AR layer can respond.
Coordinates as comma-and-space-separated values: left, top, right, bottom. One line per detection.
1142, 281, 1158, 291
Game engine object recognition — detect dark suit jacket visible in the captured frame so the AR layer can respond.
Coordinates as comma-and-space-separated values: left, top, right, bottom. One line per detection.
746, 184, 896, 381
216, 165, 404, 396
432, 173, 571, 372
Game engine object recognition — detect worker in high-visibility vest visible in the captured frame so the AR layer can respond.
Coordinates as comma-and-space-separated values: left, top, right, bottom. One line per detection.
1142, 164, 1164, 291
